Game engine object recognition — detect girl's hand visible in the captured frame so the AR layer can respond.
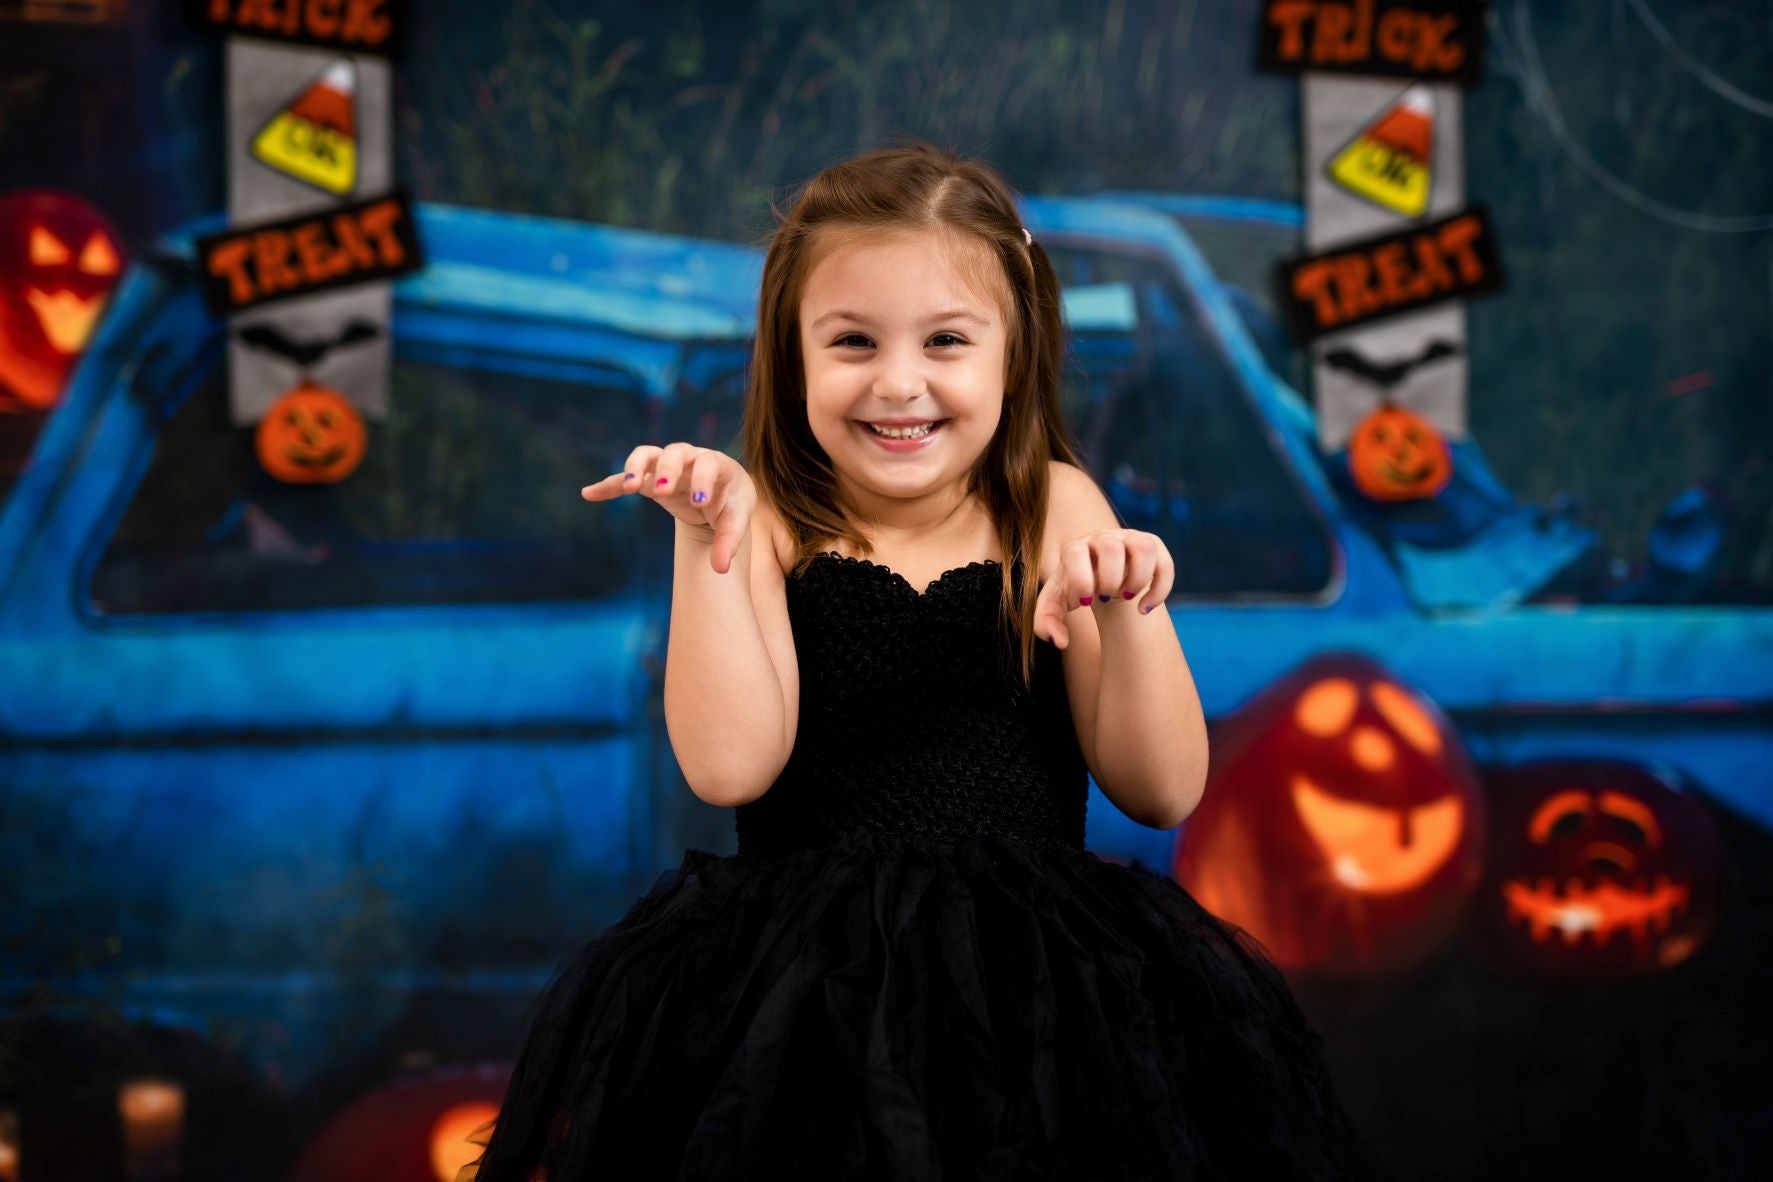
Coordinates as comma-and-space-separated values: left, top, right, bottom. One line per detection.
580, 443, 757, 575
1033, 529, 1174, 649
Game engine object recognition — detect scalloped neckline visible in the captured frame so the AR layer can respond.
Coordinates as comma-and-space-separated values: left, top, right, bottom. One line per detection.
805, 550, 1011, 600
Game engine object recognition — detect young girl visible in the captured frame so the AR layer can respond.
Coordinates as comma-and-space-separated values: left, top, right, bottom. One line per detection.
460, 141, 1377, 1180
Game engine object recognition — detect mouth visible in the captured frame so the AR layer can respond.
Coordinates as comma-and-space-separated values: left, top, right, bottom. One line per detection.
287, 445, 348, 468
857, 418, 948, 447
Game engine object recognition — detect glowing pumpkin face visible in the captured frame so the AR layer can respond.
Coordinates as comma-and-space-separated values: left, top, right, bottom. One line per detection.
0, 189, 125, 412
1175, 651, 1486, 978
1347, 403, 1452, 502
1470, 760, 1723, 978
255, 382, 367, 484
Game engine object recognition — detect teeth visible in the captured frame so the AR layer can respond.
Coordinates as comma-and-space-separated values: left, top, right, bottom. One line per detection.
868, 421, 937, 439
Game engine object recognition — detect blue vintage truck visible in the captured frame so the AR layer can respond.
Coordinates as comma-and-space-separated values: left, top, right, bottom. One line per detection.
3, 193, 1769, 1097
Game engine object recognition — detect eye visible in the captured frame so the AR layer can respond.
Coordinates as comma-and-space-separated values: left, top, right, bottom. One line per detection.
928, 332, 967, 349
1599, 790, 1662, 848
833, 333, 873, 349
1527, 789, 1594, 843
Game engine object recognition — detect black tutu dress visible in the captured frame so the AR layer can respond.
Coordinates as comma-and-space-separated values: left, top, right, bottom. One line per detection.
460, 552, 1378, 1181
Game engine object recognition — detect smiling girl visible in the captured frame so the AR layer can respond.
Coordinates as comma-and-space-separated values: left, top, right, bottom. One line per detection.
459, 140, 1377, 1181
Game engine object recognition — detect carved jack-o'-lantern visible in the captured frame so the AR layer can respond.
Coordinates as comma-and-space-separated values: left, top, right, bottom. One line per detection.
1470, 760, 1723, 978
0, 189, 125, 411
1347, 403, 1452, 503
1175, 651, 1486, 978
256, 381, 367, 483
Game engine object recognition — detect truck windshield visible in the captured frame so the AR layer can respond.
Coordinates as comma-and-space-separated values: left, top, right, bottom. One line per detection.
89, 357, 660, 613
1048, 241, 1333, 598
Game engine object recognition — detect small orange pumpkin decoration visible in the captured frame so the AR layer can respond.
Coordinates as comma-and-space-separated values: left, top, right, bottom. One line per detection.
1347, 402, 1452, 502
255, 381, 366, 483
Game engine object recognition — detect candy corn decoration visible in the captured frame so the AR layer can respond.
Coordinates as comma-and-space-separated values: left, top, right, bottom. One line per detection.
1327, 85, 1434, 218
250, 59, 358, 197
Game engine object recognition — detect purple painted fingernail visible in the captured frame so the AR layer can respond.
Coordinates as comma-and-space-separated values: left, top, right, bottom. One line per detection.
691, 490, 707, 504
1079, 596, 1092, 606
624, 472, 635, 480
1122, 590, 1135, 599
1142, 604, 1156, 614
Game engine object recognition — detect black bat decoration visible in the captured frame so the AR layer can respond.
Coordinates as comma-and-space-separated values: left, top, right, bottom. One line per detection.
236, 319, 383, 369
1322, 339, 1462, 389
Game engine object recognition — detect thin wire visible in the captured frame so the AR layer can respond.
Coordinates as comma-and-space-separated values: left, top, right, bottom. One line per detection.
1623, 0, 1773, 119
1492, 1, 1773, 234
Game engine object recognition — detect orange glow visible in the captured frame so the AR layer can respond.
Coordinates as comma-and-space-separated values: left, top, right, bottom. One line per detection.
1370, 681, 1443, 756
431, 1103, 500, 1182
1600, 790, 1662, 848
1295, 678, 1358, 736
1291, 774, 1465, 893
79, 232, 121, 276
24, 288, 105, 354
1501, 875, 1689, 949
28, 225, 68, 266
118, 1079, 185, 1176
1527, 789, 1593, 843
0, 1105, 17, 1182
1349, 725, 1396, 771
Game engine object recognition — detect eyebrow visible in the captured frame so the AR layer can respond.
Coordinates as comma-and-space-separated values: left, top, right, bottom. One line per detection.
807, 308, 991, 332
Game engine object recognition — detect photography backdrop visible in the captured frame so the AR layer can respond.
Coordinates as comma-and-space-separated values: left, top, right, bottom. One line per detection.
1, 2, 1770, 1179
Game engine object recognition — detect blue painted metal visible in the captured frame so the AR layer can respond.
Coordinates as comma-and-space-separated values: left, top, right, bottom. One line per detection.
1089, 191, 1307, 228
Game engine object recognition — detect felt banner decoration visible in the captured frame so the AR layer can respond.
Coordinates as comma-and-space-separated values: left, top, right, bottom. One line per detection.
190, 0, 401, 55
1288, 72, 1503, 457
0, 0, 122, 23
254, 380, 367, 484
223, 34, 399, 431
1277, 206, 1501, 339
195, 193, 422, 314
251, 58, 360, 196
1256, 0, 1487, 85
1345, 402, 1454, 502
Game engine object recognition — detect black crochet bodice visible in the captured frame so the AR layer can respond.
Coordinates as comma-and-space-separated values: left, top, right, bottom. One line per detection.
733, 551, 1089, 857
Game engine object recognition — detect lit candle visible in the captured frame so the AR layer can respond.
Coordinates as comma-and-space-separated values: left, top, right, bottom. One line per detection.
119, 1079, 185, 1179
0, 1107, 19, 1182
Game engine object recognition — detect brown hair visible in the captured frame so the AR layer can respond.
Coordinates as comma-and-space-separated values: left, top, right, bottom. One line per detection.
740, 137, 1087, 693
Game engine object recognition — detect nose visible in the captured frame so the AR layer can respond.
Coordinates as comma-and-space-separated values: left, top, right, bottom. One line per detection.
871, 341, 930, 400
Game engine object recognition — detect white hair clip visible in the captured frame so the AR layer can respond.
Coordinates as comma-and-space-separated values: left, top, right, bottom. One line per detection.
1022, 227, 1033, 246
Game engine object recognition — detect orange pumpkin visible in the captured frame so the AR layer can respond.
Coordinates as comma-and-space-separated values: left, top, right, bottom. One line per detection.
255, 381, 366, 483
1175, 651, 1486, 978
1346, 403, 1452, 502
288, 1064, 510, 1182
1470, 759, 1723, 978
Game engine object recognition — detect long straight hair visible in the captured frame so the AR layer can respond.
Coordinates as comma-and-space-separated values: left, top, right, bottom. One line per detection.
740, 138, 1087, 693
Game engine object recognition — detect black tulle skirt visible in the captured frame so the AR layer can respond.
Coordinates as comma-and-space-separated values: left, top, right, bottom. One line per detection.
457, 831, 1379, 1181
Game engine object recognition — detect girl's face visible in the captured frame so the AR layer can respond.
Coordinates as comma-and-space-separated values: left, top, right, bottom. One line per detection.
797, 227, 1009, 517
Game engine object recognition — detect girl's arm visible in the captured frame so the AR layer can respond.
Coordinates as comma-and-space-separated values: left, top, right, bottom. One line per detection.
1041, 462, 1208, 830
664, 514, 796, 807
1089, 602, 1208, 829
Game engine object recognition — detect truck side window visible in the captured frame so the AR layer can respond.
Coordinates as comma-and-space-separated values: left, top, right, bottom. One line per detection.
1049, 243, 1333, 597
89, 358, 660, 613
